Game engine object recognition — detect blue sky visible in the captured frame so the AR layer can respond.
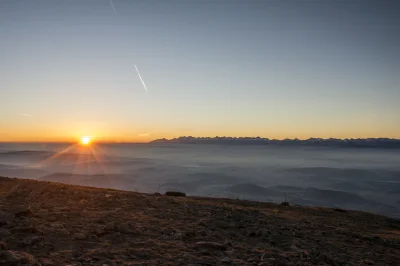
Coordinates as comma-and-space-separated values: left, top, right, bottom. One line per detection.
0, 0, 399, 141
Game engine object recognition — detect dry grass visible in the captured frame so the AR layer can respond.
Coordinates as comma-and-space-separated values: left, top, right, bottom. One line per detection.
0, 176, 399, 265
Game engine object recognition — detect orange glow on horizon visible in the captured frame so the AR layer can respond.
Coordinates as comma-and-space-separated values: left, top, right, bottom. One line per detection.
1, 125, 400, 143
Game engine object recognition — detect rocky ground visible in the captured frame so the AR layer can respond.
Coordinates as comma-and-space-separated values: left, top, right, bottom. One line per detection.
0, 176, 399, 265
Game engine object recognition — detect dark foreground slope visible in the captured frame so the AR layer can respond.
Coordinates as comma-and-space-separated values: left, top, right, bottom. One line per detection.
0, 177, 399, 265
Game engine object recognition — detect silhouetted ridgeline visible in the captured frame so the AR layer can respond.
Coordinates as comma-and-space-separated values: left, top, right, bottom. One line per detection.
150, 137, 400, 148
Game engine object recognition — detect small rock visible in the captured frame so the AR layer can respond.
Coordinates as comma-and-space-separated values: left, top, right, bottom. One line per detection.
183, 230, 196, 238
171, 231, 183, 240
0, 213, 14, 226
259, 258, 276, 266
101, 259, 116, 266
11, 226, 40, 234
334, 208, 347, 213
198, 220, 206, 226
223, 240, 232, 247
50, 223, 65, 230
247, 229, 257, 237
195, 241, 226, 251
316, 253, 330, 262
192, 259, 214, 265
214, 220, 230, 229
115, 223, 132, 234
257, 229, 270, 237
47, 215, 58, 222
1, 250, 36, 264
105, 222, 115, 231
15, 207, 34, 217
74, 233, 87, 240
24, 236, 43, 246
94, 226, 106, 236
165, 191, 186, 197
0, 229, 11, 238
40, 258, 55, 266
219, 257, 231, 263
362, 259, 375, 265
162, 227, 178, 236
88, 234, 100, 241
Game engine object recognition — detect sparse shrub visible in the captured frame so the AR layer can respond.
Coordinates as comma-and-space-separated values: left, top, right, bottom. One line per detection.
280, 193, 290, 206
165, 191, 186, 197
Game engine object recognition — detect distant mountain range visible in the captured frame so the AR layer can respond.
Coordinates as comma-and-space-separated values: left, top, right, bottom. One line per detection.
150, 136, 400, 148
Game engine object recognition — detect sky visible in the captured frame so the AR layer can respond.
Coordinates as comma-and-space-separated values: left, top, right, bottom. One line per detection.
0, 0, 399, 142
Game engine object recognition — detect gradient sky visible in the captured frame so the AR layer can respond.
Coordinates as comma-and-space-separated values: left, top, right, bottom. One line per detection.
1, 0, 399, 142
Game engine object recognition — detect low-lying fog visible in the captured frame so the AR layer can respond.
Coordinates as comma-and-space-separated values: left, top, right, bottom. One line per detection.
1, 143, 399, 218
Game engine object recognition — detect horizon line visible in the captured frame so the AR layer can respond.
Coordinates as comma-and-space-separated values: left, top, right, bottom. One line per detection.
1, 136, 400, 144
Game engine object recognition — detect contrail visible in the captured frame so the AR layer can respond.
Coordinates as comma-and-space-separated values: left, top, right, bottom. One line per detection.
109, 0, 116, 15
134, 64, 148, 92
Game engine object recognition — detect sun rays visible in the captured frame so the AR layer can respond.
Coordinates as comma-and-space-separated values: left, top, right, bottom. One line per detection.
34, 139, 109, 177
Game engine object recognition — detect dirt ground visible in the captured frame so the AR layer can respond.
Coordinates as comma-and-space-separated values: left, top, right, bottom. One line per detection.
0, 176, 399, 265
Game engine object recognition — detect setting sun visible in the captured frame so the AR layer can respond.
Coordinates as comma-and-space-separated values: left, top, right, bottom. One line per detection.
80, 136, 92, 145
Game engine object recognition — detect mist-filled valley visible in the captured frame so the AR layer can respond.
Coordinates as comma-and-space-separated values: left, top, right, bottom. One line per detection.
1, 143, 400, 218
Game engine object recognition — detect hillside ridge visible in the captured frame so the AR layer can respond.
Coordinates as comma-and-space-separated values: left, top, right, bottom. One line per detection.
0, 176, 399, 265
150, 137, 400, 148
